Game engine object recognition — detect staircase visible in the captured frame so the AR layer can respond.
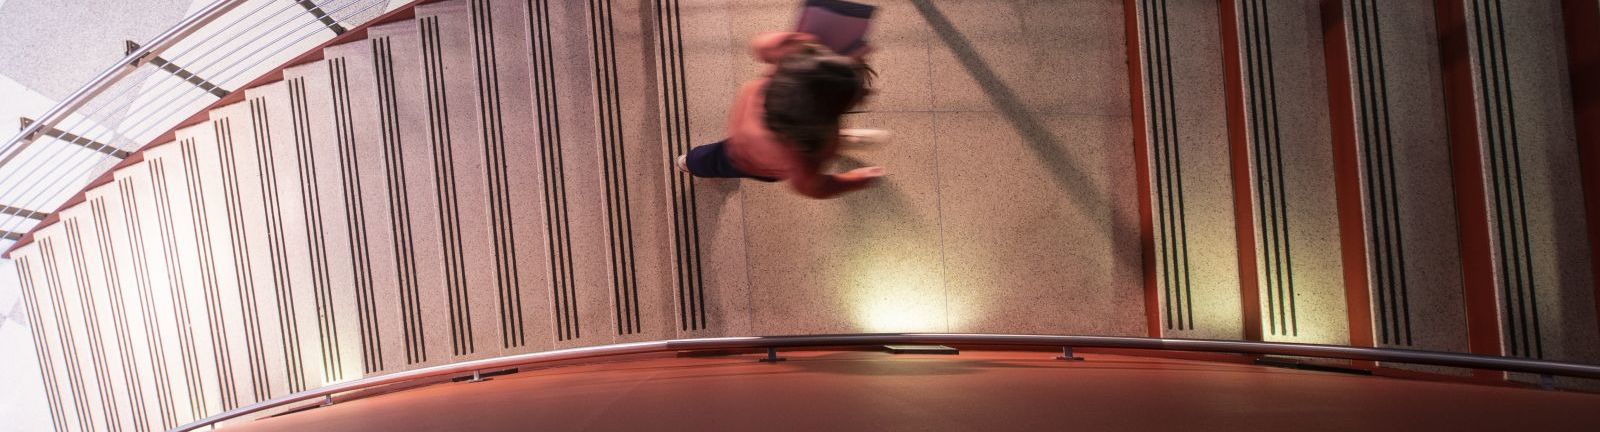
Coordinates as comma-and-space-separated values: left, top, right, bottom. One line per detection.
7, 0, 1600, 431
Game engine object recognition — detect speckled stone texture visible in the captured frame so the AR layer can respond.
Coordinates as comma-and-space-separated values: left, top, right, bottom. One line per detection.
577, 0, 682, 347
1461, 0, 1599, 380
1133, 0, 1243, 341
34, 210, 117, 430
673, 0, 755, 339
319, 39, 413, 376
744, 111, 947, 334
537, 0, 619, 349
83, 178, 176, 431
1231, 0, 1348, 345
411, 2, 506, 363
362, 21, 458, 371
209, 100, 299, 398
248, 81, 331, 391
1335, 0, 1468, 360
119, 160, 208, 427
147, 142, 230, 417
281, 60, 369, 383
469, 0, 560, 355
679, 0, 1144, 336
126, 144, 214, 423
175, 119, 262, 408
11, 246, 84, 430
64, 197, 148, 427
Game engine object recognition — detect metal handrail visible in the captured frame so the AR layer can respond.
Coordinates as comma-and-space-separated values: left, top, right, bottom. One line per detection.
171, 333, 1600, 431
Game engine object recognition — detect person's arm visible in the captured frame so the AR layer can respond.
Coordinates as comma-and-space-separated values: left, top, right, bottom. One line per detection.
750, 31, 818, 64
789, 166, 884, 199
727, 80, 758, 133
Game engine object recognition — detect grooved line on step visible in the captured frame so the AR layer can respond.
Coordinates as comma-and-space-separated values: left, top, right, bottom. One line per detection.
420, 17, 476, 356
1240, 0, 1297, 337
120, 175, 180, 427
65, 218, 126, 430
90, 196, 155, 425
589, 0, 641, 336
653, 0, 706, 332
329, 57, 384, 373
290, 78, 343, 382
1141, 0, 1196, 332
181, 137, 240, 410
469, 0, 527, 349
1470, 0, 1540, 358
149, 157, 209, 419
372, 36, 428, 364
214, 117, 271, 402
251, 96, 308, 393
530, 0, 580, 341
17, 256, 71, 431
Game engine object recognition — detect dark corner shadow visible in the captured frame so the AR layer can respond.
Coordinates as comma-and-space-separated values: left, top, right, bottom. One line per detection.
908, 0, 1141, 272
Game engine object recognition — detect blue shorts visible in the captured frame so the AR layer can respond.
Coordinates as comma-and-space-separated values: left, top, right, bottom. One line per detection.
685, 140, 780, 182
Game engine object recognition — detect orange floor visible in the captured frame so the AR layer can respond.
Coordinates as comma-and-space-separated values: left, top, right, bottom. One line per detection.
227, 350, 1600, 431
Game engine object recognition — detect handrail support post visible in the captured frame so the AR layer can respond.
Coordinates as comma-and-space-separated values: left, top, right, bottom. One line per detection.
294, 0, 349, 35
320, 395, 333, 407
1056, 346, 1084, 361
1540, 374, 1556, 390
19, 117, 129, 158
469, 370, 486, 382
124, 41, 231, 98
758, 347, 786, 363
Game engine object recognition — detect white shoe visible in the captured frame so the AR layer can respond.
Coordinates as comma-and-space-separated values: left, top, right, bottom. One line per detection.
840, 128, 891, 148
675, 154, 689, 174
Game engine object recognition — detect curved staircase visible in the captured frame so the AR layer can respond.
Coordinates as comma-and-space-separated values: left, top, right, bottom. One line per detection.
7, 0, 1600, 430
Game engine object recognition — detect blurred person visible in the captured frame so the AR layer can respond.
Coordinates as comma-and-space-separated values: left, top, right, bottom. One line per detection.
676, 31, 889, 199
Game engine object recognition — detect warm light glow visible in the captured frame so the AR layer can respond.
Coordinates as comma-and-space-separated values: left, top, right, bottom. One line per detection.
847, 255, 947, 333
855, 297, 936, 332
1257, 251, 1349, 345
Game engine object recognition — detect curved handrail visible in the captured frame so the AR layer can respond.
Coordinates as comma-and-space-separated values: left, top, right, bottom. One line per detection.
171, 333, 1600, 431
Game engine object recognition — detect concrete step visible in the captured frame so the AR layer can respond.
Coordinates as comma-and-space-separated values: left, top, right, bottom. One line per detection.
1322, 0, 1466, 356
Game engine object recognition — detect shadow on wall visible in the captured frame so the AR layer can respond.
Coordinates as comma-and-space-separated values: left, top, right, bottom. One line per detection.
907, 0, 1140, 274
1545, 136, 1600, 359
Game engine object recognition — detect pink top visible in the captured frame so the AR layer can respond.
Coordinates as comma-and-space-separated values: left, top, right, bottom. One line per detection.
723, 32, 876, 199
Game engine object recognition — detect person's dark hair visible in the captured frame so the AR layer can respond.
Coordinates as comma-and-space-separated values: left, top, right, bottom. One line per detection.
763, 44, 871, 154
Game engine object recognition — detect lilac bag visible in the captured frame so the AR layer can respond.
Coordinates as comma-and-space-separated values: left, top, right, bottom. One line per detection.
795, 0, 877, 55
